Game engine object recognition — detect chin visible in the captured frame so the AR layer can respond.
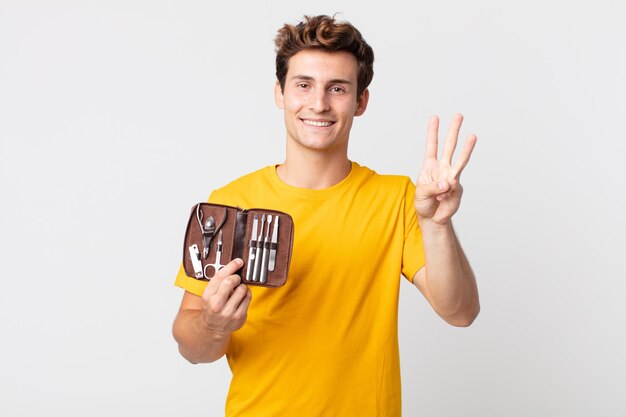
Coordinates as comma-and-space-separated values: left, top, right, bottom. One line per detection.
296, 137, 344, 152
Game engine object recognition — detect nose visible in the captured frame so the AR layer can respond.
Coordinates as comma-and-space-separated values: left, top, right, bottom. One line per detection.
308, 89, 330, 113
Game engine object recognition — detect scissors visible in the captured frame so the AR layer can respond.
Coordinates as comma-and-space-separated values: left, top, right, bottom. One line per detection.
204, 230, 225, 278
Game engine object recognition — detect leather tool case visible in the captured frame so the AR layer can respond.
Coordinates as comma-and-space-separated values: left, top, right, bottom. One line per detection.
182, 203, 294, 287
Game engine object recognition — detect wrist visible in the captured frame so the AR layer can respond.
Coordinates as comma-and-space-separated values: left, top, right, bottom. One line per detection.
199, 310, 231, 340
418, 217, 453, 235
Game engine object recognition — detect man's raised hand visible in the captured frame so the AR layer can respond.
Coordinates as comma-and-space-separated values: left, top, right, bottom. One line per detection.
414, 114, 477, 225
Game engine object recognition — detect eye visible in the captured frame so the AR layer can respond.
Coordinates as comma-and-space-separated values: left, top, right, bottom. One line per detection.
296, 83, 310, 89
329, 86, 345, 93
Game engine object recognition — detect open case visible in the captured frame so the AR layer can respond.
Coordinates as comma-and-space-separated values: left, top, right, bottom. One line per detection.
182, 203, 294, 287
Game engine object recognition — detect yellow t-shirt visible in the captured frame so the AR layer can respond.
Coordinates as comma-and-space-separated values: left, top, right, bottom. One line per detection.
174, 161, 425, 417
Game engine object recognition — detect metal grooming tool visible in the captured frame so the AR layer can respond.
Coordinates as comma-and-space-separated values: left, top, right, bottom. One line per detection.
268, 215, 279, 272
252, 214, 265, 282
195, 205, 216, 259
246, 215, 259, 281
203, 230, 225, 278
202, 216, 216, 259
188, 244, 203, 278
259, 215, 272, 284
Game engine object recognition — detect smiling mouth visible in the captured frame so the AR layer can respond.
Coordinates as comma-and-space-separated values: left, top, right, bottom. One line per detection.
301, 119, 335, 127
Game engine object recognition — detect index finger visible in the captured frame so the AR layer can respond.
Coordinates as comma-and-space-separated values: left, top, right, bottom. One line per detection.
204, 258, 243, 296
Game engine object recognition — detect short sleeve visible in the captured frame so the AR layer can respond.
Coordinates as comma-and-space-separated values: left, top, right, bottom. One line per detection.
173, 189, 223, 295
401, 180, 426, 282
174, 262, 207, 296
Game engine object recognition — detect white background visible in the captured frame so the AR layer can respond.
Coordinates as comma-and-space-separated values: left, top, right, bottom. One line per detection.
1, 1, 625, 416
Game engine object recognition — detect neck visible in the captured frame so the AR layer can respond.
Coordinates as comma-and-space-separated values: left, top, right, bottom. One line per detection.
276, 143, 352, 190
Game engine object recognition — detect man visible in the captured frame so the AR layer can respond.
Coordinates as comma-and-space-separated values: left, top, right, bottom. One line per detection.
173, 15, 479, 416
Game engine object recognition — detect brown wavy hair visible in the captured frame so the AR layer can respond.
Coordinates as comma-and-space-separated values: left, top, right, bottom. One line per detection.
275, 15, 374, 98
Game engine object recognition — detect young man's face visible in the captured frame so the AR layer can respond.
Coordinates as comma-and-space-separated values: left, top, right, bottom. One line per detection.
274, 49, 369, 153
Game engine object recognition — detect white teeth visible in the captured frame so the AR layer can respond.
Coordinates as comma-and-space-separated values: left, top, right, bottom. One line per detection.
303, 119, 333, 127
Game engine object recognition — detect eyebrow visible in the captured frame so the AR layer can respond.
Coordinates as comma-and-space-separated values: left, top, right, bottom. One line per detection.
290, 75, 353, 85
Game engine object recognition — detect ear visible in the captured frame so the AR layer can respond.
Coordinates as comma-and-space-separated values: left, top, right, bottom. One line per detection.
274, 81, 285, 109
355, 88, 369, 117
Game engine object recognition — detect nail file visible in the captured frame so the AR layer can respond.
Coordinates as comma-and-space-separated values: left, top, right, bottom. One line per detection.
268, 215, 279, 271
252, 214, 265, 282
259, 215, 272, 284
246, 215, 258, 281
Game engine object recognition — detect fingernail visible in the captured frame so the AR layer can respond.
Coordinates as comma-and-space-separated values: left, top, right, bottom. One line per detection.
235, 258, 243, 266
438, 181, 446, 190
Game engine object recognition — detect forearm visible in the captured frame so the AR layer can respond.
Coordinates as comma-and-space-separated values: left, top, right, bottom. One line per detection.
173, 309, 230, 364
420, 219, 479, 325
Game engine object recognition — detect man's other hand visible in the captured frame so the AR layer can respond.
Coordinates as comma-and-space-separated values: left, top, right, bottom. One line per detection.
200, 258, 252, 337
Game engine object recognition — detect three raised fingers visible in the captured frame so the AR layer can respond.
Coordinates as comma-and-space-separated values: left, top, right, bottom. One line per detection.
424, 114, 477, 179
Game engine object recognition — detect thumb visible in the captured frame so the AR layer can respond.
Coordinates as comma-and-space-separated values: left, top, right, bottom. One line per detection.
416, 180, 450, 199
